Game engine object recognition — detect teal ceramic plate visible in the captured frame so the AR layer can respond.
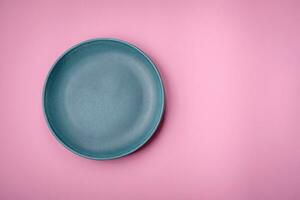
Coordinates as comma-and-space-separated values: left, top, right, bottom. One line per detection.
43, 39, 164, 160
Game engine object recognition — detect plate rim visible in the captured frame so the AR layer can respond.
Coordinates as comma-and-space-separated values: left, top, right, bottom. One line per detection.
43, 38, 165, 160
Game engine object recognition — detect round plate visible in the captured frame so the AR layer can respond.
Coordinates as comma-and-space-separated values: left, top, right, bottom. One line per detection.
43, 39, 164, 160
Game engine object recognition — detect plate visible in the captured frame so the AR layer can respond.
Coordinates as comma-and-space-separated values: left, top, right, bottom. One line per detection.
43, 39, 164, 160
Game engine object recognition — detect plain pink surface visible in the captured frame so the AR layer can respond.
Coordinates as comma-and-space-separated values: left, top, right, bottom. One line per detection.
1, 0, 300, 199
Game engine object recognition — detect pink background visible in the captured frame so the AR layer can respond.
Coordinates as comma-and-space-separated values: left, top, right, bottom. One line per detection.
1, 0, 300, 199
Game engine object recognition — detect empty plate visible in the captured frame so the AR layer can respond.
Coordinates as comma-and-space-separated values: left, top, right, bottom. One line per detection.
43, 39, 164, 160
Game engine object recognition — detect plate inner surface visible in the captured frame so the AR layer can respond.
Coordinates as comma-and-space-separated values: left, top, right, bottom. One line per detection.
44, 40, 164, 159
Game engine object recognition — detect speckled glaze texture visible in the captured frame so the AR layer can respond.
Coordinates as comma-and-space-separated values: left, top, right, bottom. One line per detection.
43, 39, 164, 159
